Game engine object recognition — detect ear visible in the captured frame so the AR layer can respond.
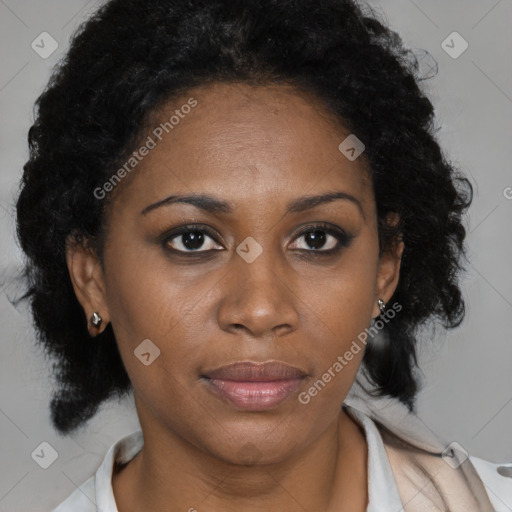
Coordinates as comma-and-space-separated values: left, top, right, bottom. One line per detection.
372, 214, 404, 319
65, 234, 110, 337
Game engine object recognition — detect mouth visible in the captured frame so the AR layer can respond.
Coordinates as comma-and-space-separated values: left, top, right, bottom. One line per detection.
201, 361, 307, 411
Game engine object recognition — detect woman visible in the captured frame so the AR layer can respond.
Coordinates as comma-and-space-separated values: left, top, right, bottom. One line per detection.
15, 0, 511, 510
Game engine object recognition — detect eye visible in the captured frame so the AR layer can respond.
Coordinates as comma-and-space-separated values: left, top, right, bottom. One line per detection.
163, 224, 224, 253
289, 223, 354, 254
161, 222, 353, 256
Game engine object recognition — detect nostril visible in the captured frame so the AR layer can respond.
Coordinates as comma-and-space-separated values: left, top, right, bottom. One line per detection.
497, 465, 512, 478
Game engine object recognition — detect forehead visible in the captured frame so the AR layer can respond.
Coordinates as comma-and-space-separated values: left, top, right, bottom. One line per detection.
108, 82, 373, 218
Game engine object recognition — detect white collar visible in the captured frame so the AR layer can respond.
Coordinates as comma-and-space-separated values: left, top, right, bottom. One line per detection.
344, 404, 404, 511
344, 375, 447, 454
94, 429, 143, 511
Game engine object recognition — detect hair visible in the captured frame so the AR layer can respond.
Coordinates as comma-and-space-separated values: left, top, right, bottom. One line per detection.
15, 0, 472, 435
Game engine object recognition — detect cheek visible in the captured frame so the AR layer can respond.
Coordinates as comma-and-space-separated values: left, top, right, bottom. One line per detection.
315, 238, 378, 332
102, 241, 220, 387
103, 237, 188, 339
302, 237, 379, 380
295, 283, 374, 418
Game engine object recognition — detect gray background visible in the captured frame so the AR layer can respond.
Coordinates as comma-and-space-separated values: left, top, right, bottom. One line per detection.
0, 1, 511, 510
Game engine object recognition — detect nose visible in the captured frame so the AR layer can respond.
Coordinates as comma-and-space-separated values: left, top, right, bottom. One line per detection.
216, 244, 299, 339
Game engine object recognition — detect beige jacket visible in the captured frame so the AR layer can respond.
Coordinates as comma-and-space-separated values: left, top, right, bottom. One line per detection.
345, 376, 512, 511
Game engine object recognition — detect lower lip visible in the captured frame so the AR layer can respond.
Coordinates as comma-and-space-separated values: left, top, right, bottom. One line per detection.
204, 378, 304, 410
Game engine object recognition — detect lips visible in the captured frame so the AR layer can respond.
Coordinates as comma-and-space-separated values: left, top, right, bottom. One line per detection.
204, 361, 307, 381
202, 361, 307, 411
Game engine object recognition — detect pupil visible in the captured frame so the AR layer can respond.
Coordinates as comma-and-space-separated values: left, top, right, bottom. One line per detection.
306, 230, 326, 249
183, 231, 204, 250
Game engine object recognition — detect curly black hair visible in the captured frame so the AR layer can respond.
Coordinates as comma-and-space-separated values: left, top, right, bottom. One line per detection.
15, 0, 472, 435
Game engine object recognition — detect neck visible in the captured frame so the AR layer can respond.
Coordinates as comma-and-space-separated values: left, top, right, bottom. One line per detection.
113, 408, 367, 512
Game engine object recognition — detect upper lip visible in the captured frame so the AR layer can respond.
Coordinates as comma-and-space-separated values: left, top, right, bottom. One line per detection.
202, 361, 307, 382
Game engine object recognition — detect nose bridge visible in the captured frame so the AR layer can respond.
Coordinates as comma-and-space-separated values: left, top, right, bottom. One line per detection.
237, 238, 280, 291
216, 236, 299, 337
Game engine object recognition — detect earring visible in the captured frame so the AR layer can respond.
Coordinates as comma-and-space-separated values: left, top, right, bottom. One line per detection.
378, 299, 386, 314
90, 312, 103, 327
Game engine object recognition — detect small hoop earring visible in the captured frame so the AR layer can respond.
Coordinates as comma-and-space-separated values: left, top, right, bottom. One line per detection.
378, 299, 386, 314
90, 312, 103, 327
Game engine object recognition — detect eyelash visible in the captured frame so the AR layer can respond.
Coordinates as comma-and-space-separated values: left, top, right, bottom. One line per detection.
161, 223, 354, 257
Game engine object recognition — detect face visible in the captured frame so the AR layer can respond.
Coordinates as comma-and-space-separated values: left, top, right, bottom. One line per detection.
67, 82, 402, 464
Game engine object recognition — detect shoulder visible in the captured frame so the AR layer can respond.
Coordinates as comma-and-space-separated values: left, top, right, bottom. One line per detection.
52, 476, 96, 512
470, 456, 512, 512
345, 377, 512, 510
378, 423, 512, 511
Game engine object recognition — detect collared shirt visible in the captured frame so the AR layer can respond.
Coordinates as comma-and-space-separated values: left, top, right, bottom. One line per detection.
52, 402, 512, 511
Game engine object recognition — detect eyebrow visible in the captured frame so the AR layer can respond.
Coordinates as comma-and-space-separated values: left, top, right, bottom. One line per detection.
140, 191, 364, 217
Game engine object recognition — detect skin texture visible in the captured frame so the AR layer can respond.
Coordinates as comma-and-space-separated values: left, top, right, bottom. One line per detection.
66, 82, 404, 511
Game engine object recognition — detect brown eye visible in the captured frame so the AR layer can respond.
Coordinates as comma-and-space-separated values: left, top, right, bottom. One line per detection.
289, 223, 354, 254
163, 225, 223, 254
